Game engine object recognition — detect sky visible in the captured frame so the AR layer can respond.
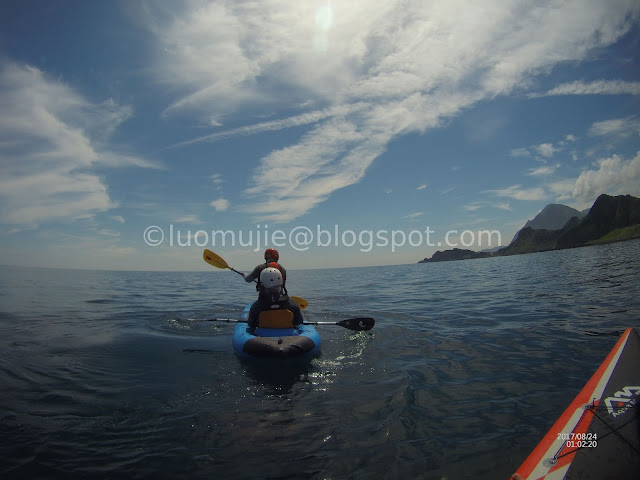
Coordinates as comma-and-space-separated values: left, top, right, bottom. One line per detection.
1, 0, 640, 271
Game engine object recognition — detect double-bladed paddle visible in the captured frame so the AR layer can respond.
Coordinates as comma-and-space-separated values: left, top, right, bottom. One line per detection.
202, 249, 375, 331
206, 316, 375, 332
202, 249, 309, 310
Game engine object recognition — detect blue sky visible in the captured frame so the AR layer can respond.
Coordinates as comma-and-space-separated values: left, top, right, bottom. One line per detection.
1, 1, 640, 271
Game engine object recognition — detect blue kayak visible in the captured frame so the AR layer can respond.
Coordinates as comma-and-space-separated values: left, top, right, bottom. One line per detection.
232, 303, 321, 359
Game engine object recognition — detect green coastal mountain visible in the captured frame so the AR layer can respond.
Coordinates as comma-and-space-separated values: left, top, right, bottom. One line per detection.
418, 194, 640, 263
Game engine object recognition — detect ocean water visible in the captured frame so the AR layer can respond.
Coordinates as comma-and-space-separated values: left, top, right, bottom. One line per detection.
1, 240, 639, 480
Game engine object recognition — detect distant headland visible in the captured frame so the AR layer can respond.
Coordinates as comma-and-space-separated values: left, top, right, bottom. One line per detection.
418, 193, 640, 263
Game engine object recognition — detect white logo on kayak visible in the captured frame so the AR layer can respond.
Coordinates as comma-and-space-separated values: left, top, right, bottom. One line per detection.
604, 386, 640, 416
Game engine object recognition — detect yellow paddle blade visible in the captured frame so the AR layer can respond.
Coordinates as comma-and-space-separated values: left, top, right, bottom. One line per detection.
291, 296, 308, 310
203, 249, 230, 270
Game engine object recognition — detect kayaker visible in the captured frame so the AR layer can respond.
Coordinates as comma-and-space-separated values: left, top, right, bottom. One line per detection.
244, 248, 287, 290
247, 267, 302, 330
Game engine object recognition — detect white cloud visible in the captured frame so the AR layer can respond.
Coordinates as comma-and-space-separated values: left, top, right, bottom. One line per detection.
539, 79, 640, 97
211, 173, 224, 184
210, 198, 230, 211
572, 152, 640, 207
98, 229, 121, 237
170, 103, 365, 148
111, 215, 125, 223
534, 143, 558, 158
588, 117, 640, 138
417, 184, 427, 190
403, 212, 424, 219
147, 0, 640, 222
0, 62, 157, 228
241, 117, 386, 222
548, 178, 578, 201
464, 201, 511, 212
528, 164, 560, 176
210, 173, 225, 192
175, 214, 201, 223
464, 204, 482, 212
512, 135, 577, 163
510, 148, 531, 158
484, 185, 547, 201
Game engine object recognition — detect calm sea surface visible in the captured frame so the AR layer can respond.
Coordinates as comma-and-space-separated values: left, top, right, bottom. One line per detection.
1, 240, 639, 480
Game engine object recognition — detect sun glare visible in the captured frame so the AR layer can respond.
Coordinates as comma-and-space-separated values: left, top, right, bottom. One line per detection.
314, 4, 334, 52
315, 5, 334, 31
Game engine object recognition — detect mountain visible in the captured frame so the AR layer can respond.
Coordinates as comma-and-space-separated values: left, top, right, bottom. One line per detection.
555, 194, 640, 249
498, 227, 566, 255
524, 203, 586, 230
417, 194, 640, 264
500, 194, 640, 255
510, 203, 587, 244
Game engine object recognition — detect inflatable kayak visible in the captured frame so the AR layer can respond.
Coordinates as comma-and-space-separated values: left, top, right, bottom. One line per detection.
513, 327, 640, 479
231, 303, 321, 359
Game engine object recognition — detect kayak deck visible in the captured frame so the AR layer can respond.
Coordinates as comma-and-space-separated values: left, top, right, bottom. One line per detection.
514, 327, 640, 479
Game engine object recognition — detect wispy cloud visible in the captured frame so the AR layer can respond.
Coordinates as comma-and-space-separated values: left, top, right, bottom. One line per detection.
490, 149, 640, 209
588, 116, 640, 138
403, 212, 424, 219
0, 62, 158, 229
210, 173, 225, 194
484, 185, 547, 201
510, 147, 531, 158
536, 79, 640, 97
147, 1, 640, 222
98, 229, 121, 237
464, 204, 482, 212
175, 214, 201, 223
169, 103, 365, 148
528, 164, 560, 176
241, 116, 387, 221
511, 136, 577, 162
417, 184, 427, 190
211, 173, 224, 185
464, 201, 511, 212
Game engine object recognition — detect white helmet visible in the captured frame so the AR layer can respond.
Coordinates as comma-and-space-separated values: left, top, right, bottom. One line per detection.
260, 267, 283, 288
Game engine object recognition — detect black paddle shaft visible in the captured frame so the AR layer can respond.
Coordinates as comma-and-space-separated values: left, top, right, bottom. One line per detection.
207, 317, 375, 331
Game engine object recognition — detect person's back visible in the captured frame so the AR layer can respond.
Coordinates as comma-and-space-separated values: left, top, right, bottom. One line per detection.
248, 267, 301, 330
244, 248, 287, 290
